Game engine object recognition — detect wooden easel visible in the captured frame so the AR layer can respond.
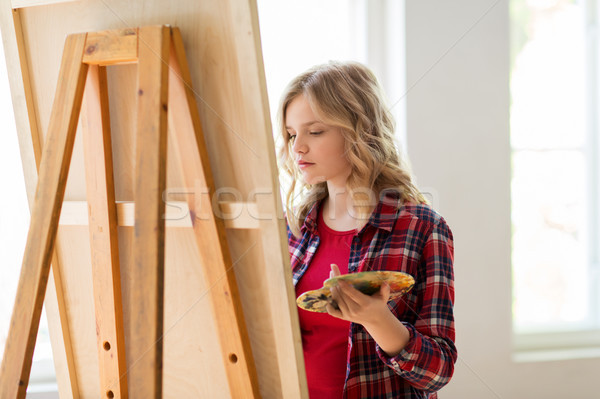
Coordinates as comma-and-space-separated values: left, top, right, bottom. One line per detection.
0, 25, 260, 399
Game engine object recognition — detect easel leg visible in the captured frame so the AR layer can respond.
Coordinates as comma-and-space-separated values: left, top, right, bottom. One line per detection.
82, 64, 128, 399
0, 33, 88, 398
129, 25, 170, 399
167, 27, 262, 398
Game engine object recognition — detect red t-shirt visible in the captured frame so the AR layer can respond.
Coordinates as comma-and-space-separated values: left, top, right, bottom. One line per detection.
295, 207, 354, 398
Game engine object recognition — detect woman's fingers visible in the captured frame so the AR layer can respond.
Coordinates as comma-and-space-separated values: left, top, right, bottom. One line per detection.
336, 281, 366, 304
330, 263, 341, 278
330, 285, 346, 311
327, 287, 343, 318
330, 285, 354, 320
326, 272, 393, 323
331, 263, 342, 277
332, 284, 362, 315
329, 263, 342, 278
325, 301, 342, 318
380, 282, 391, 301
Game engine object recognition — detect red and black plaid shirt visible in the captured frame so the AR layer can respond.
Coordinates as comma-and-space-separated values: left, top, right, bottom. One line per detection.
287, 194, 457, 398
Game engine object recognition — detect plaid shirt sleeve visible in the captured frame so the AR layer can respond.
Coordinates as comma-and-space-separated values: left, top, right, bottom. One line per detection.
374, 216, 457, 392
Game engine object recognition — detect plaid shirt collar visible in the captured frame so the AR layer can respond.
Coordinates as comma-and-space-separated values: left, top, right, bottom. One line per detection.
300, 192, 402, 235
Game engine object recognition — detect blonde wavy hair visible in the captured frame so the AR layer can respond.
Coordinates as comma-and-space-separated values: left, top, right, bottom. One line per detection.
277, 61, 427, 238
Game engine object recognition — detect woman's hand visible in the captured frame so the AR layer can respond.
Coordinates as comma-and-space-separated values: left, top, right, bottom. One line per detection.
326, 264, 411, 357
325, 264, 392, 327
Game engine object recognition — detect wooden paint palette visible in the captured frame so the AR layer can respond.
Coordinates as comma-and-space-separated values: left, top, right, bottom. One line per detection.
296, 271, 415, 313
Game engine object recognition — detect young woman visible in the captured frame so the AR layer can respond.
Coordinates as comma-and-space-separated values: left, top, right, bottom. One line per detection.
278, 61, 456, 399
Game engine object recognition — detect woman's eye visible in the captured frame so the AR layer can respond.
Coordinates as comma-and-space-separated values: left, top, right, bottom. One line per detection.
309, 131, 323, 135
288, 134, 296, 140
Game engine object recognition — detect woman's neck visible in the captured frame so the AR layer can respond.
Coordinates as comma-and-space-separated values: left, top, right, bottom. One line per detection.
322, 182, 376, 232
322, 185, 365, 231
323, 183, 349, 217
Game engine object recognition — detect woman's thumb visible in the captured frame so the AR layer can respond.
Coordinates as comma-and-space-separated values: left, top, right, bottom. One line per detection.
380, 282, 391, 300
330, 263, 341, 278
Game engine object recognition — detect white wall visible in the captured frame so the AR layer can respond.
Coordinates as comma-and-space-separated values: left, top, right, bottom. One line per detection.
405, 1, 600, 398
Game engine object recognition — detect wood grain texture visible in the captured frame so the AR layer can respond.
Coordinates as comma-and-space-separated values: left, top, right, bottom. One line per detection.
0, 5, 40, 203
129, 25, 170, 399
227, 2, 308, 397
81, 64, 128, 399
167, 27, 261, 398
0, 6, 81, 398
11, 0, 77, 8
1, 1, 307, 397
45, 250, 79, 399
53, 226, 100, 395
0, 33, 88, 398
83, 28, 138, 66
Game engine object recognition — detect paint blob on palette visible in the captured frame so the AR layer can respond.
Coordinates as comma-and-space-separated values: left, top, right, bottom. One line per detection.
296, 271, 415, 313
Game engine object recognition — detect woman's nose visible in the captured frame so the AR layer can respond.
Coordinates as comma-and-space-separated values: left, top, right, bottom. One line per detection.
292, 134, 307, 154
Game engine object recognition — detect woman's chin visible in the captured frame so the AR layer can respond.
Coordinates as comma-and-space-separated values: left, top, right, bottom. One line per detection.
304, 176, 327, 185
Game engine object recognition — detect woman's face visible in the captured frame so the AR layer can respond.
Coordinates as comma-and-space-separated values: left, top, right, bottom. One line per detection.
285, 95, 352, 187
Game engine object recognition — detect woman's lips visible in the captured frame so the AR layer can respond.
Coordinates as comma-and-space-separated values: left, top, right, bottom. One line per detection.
298, 162, 314, 169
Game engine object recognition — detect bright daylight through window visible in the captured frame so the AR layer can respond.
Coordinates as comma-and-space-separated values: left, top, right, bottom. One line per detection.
510, 0, 600, 351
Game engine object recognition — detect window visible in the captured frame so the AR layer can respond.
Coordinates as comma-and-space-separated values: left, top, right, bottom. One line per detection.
257, 0, 367, 135
510, 0, 600, 354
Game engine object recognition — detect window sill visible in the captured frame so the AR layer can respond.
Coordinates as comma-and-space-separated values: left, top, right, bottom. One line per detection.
513, 328, 600, 362
513, 346, 600, 363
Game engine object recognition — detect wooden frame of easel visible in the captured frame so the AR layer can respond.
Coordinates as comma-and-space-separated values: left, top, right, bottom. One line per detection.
0, 25, 260, 399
